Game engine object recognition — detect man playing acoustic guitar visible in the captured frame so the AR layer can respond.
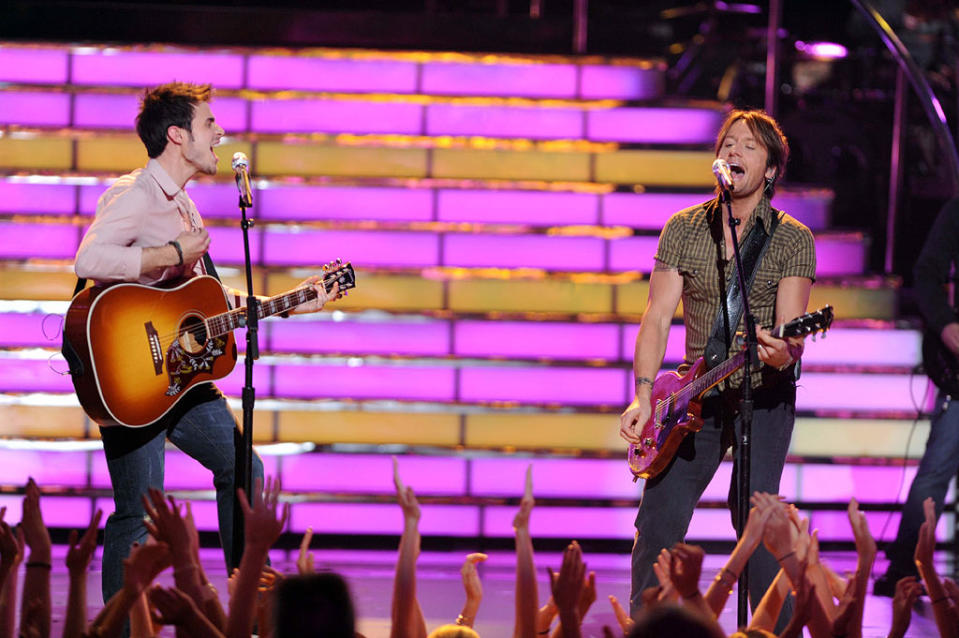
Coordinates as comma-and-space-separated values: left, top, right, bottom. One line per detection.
73, 82, 336, 613
618, 109, 816, 625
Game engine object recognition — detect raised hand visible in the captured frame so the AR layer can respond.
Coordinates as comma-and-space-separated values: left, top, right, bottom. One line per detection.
577, 571, 597, 619
20, 478, 51, 560
0, 508, 21, 568
123, 542, 172, 595
142, 488, 192, 563
513, 465, 534, 531
392, 457, 421, 525
66, 509, 103, 575
548, 541, 586, 619
668, 543, 704, 599
914, 497, 936, 571
462, 553, 487, 607
237, 476, 289, 551
148, 585, 198, 627
297, 528, 315, 575
652, 548, 678, 602
888, 576, 922, 638
608, 595, 635, 634
847, 498, 877, 561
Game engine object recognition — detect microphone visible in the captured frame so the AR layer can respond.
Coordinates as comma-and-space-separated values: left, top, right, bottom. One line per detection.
232, 152, 253, 208
712, 158, 735, 192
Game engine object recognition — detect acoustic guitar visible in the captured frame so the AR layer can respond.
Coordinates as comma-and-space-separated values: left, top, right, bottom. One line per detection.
63, 261, 355, 428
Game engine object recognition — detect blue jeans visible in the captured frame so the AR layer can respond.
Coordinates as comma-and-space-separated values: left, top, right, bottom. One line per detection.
630, 383, 796, 623
101, 396, 264, 606
885, 392, 959, 575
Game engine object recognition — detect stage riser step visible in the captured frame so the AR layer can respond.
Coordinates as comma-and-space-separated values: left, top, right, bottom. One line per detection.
0, 134, 723, 187
0, 180, 835, 233
0, 45, 665, 101
1, 91, 726, 145
0, 355, 933, 414
0, 221, 866, 278
0, 450, 948, 544
0, 313, 920, 369
0, 269, 901, 320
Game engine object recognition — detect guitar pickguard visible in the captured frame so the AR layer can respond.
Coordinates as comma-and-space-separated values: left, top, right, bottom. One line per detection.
165, 335, 228, 396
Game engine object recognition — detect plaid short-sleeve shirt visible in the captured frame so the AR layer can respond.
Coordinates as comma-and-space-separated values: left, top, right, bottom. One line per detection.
655, 195, 817, 388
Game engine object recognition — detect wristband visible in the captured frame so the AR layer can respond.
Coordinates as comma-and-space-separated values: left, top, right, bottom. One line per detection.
776, 551, 796, 562
932, 596, 950, 605
776, 357, 795, 372
25, 561, 51, 569
167, 240, 184, 266
682, 589, 701, 600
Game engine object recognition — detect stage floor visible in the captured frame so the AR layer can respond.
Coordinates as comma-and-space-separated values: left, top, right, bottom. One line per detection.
36, 546, 947, 637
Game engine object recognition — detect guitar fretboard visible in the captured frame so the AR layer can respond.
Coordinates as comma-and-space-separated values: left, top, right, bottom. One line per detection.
206, 287, 319, 338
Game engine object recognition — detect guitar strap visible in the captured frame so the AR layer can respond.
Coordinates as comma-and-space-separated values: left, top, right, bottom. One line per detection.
62, 253, 221, 380
703, 207, 781, 370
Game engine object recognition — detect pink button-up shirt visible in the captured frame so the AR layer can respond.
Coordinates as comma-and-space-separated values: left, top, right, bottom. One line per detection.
75, 159, 205, 285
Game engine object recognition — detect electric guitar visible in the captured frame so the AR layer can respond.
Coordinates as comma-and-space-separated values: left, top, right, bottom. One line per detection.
62, 261, 356, 428
626, 306, 834, 480
922, 329, 959, 396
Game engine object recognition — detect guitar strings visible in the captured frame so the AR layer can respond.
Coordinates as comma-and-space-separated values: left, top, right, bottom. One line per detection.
150, 271, 345, 348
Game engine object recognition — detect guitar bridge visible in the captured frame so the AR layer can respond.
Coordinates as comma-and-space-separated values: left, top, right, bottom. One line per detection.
145, 322, 163, 375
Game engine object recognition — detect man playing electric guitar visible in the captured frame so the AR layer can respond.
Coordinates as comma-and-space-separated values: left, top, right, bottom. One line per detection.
874, 197, 959, 596
73, 82, 336, 613
618, 109, 816, 626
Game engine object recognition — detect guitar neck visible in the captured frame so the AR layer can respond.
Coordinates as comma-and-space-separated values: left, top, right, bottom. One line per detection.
686, 350, 747, 399
206, 288, 318, 338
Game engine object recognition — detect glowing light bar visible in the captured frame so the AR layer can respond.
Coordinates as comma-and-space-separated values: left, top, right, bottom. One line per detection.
0, 47, 68, 83
795, 41, 849, 60
71, 50, 245, 88
251, 99, 422, 135
0, 92, 70, 127
438, 189, 598, 225
427, 104, 583, 139
421, 62, 578, 98
247, 56, 418, 93
588, 107, 724, 144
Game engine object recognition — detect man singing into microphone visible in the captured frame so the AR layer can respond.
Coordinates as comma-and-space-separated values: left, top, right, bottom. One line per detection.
74, 82, 335, 610
619, 109, 816, 624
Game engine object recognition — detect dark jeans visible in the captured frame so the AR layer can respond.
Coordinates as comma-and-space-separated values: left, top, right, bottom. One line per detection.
885, 392, 959, 576
101, 396, 264, 606
630, 382, 796, 622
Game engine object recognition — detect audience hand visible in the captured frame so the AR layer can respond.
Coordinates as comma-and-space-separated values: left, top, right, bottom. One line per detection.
548, 541, 586, 622
462, 553, 487, 607
914, 497, 936, 572
392, 457, 421, 526
652, 548, 678, 602
888, 576, 922, 638
142, 489, 193, 564
297, 528, 315, 575
21, 478, 51, 561
123, 542, 172, 595
0, 509, 21, 569
66, 508, 103, 576
513, 466, 534, 532
668, 543, 704, 600
237, 476, 289, 552
608, 595, 634, 634
148, 585, 199, 627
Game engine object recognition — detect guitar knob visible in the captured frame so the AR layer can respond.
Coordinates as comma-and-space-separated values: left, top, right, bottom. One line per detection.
643, 438, 655, 448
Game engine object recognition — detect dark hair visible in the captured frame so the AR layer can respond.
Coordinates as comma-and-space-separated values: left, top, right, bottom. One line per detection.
627, 603, 726, 638
135, 82, 212, 158
273, 572, 356, 638
714, 108, 790, 196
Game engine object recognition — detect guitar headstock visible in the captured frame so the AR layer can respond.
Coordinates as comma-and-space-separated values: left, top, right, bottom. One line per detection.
321, 259, 356, 299
779, 305, 834, 339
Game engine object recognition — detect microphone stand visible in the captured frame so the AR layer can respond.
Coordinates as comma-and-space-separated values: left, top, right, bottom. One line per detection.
230, 181, 257, 570
720, 185, 758, 628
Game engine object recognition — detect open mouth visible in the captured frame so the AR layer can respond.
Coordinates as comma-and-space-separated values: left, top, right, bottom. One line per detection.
728, 162, 745, 176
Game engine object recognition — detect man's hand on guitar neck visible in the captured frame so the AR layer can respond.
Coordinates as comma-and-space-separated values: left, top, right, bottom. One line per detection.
620, 393, 651, 445
755, 327, 802, 371
288, 277, 338, 315
941, 322, 959, 356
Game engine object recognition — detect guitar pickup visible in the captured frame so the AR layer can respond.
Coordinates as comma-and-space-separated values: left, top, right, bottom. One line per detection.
145, 322, 163, 375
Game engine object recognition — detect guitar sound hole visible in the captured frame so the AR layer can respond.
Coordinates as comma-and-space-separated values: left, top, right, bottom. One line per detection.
178, 315, 208, 354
